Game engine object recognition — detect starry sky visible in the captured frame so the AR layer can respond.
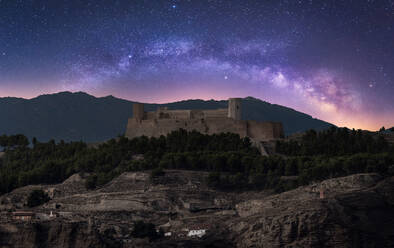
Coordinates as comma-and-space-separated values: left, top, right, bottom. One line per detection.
0, 0, 393, 130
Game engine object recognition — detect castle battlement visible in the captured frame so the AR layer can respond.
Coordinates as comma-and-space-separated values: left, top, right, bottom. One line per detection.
125, 98, 284, 153
132, 98, 241, 121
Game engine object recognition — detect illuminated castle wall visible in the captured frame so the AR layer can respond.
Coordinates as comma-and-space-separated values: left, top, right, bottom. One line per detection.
125, 98, 284, 145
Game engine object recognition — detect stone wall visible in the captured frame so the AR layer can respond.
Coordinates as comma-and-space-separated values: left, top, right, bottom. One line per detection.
201, 109, 227, 119
125, 117, 282, 141
246, 121, 284, 140
205, 118, 247, 137
157, 110, 191, 120
150, 109, 227, 120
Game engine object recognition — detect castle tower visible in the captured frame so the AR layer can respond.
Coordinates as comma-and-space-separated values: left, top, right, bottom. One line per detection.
228, 98, 242, 120
133, 103, 145, 120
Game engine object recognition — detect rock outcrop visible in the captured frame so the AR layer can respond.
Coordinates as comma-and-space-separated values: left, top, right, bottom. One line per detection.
0, 172, 393, 247
231, 174, 394, 247
0, 221, 111, 248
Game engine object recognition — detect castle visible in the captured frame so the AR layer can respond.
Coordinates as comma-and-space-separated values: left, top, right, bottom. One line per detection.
125, 98, 284, 153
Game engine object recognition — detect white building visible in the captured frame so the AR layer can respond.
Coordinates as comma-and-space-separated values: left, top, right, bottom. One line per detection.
187, 229, 206, 238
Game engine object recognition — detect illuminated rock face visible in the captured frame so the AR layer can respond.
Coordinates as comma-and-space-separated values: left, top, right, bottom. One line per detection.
125, 98, 284, 143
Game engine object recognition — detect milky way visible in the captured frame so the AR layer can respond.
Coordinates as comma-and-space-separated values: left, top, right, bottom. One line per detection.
0, 0, 393, 130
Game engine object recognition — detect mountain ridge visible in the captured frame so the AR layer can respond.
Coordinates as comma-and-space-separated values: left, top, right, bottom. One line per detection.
0, 91, 333, 142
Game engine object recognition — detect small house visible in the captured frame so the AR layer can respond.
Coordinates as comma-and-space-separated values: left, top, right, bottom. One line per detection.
187, 229, 206, 238
185, 223, 211, 238
12, 211, 35, 221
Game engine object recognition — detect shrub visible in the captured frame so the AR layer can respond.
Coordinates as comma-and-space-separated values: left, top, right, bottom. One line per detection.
150, 167, 165, 179
27, 189, 50, 207
206, 171, 221, 187
131, 220, 161, 240
85, 174, 98, 190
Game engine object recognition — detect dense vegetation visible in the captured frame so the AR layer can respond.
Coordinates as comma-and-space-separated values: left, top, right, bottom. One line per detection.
276, 127, 390, 156
0, 127, 393, 195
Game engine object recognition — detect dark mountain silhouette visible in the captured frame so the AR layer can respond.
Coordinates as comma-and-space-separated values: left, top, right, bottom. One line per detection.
0, 92, 333, 142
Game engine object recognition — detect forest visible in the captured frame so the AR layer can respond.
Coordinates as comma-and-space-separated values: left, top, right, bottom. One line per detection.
0, 126, 393, 195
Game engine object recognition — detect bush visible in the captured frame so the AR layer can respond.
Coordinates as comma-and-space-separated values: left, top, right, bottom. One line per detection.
206, 171, 221, 187
27, 189, 50, 207
388, 165, 394, 175
85, 174, 98, 190
131, 220, 161, 240
150, 167, 165, 179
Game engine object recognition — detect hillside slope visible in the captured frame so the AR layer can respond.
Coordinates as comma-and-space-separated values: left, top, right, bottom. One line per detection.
0, 172, 393, 247
0, 92, 333, 142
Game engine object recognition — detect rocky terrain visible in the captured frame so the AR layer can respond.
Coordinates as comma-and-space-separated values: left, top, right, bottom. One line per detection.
0, 171, 393, 247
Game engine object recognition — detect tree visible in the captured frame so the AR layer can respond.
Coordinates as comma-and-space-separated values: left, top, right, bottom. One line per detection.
27, 189, 50, 207
150, 167, 165, 179
285, 159, 298, 176
206, 172, 221, 187
379, 126, 386, 132
85, 174, 98, 189
249, 172, 265, 188
32, 137, 38, 147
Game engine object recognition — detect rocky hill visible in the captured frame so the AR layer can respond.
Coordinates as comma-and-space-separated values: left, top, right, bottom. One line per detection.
0, 171, 393, 247
0, 92, 333, 142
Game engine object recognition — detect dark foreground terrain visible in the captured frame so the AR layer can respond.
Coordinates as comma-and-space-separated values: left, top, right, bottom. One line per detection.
0, 170, 393, 248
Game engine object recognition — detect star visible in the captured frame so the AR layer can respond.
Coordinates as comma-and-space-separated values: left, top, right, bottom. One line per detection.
0, 0, 393, 131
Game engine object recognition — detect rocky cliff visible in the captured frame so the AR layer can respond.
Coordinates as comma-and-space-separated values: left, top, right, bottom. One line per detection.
0, 171, 393, 247
231, 174, 394, 247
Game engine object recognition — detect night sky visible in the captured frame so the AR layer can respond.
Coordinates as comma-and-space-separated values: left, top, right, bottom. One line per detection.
0, 0, 393, 130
